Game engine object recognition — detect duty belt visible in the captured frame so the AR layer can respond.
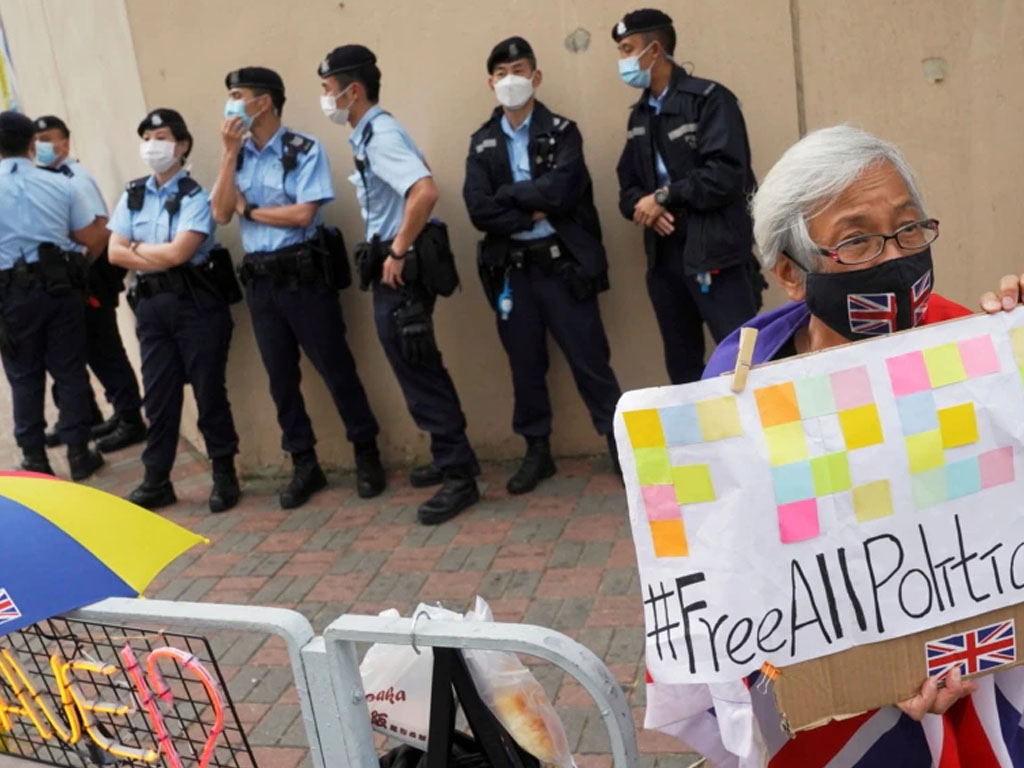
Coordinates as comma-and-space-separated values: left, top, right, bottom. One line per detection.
508, 236, 563, 269
239, 238, 321, 284
0, 261, 42, 291
135, 269, 189, 300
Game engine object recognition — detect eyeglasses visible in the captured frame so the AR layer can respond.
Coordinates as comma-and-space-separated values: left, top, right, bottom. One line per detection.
817, 218, 940, 266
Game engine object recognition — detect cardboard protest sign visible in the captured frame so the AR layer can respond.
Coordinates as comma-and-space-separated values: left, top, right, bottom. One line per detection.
615, 310, 1024, 709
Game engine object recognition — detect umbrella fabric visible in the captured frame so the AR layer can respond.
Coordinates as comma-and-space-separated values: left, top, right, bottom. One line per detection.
0, 474, 206, 634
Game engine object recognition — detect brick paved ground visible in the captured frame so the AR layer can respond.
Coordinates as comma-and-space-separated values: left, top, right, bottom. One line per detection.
0, 386, 704, 768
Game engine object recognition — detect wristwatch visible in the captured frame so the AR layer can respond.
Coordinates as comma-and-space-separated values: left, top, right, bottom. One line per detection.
387, 246, 405, 261
654, 187, 671, 207
243, 202, 259, 221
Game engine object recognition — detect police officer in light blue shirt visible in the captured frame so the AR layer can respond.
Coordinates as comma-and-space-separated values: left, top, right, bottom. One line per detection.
211, 66, 384, 509
33, 115, 145, 453
0, 110, 105, 480
318, 44, 479, 526
108, 108, 240, 514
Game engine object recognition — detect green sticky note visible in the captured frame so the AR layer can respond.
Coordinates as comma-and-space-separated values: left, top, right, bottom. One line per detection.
923, 343, 967, 388
671, 464, 715, 504
810, 452, 851, 496
912, 467, 948, 509
635, 447, 671, 485
795, 375, 836, 419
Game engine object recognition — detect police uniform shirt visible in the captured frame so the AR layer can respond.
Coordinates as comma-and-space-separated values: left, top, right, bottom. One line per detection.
57, 159, 109, 220
647, 88, 672, 188
108, 169, 215, 270
235, 125, 333, 254
0, 157, 93, 269
348, 105, 431, 242
501, 112, 557, 242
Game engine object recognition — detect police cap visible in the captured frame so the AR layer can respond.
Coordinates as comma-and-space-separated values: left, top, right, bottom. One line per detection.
611, 8, 674, 41
0, 111, 37, 139
486, 36, 534, 73
33, 115, 69, 136
225, 66, 285, 94
136, 108, 191, 144
318, 45, 376, 78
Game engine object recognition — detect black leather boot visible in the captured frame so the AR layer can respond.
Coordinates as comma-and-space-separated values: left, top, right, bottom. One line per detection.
67, 442, 104, 481
506, 436, 556, 495
417, 464, 480, 525
128, 469, 176, 510
280, 449, 327, 509
96, 411, 147, 453
21, 447, 54, 476
209, 456, 241, 513
409, 456, 481, 488
354, 441, 386, 499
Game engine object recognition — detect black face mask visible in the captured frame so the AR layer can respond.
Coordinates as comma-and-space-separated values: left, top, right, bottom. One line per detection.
802, 248, 934, 341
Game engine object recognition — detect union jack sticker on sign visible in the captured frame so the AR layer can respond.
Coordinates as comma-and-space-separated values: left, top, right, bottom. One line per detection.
926, 619, 1017, 678
0, 588, 22, 626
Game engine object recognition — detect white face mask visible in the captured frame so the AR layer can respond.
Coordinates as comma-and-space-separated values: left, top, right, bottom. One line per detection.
494, 74, 535, 110
320, 85, 354, 125
139, 139, 179, 174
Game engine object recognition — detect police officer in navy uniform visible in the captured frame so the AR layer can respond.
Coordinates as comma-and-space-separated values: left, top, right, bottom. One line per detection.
108, 109, 241, 512
211, 67, 385, 509
318, 45, 480, 524
0, 111, 104, 479
33, 115, 146, 453
613, 9, 761, 385
464, 37, 623, 493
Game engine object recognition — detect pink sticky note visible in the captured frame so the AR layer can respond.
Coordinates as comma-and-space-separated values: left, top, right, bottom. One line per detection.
958, 335, 1001, 378
980, 446, 1015, 489
642, 484, 680, 521
886, 351, 931, 397
777, 498, 820, 543
831, 366, 874, 410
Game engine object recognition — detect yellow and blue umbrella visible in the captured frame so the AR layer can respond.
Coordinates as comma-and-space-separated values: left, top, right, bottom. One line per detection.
0, 471, 206, 635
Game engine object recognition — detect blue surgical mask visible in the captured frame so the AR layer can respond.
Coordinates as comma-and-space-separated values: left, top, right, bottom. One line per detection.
224, 98, 253, 129
35, 141, 57, 167
618, 42, 655, 89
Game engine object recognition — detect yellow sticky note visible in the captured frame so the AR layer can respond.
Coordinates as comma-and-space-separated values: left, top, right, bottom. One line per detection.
763, 421, 808, 466
1011, 327, 1024, 366
923, 343, 967, 388
839, 404, 884, 450
937, 402, 979, 449
635, 447, 672, 485
650, 519, 688, 558
672, 464, 715, 504
853, 479, 893, 523
905, 429, 944, 473
696, 396, 742, 442
624, 409, 665, 448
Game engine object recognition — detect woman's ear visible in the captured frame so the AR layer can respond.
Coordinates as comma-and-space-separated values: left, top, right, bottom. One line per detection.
774, 253, 807, 302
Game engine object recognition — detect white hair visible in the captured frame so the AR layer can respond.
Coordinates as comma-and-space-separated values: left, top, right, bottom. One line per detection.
751, 124, 925, 274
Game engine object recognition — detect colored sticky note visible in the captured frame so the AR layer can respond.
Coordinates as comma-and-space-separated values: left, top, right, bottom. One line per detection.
650, 519, 688, 557
896, 390, 938, 436
1011, 327, 1024, 366
905, 429, 945, 474
937, 403, 979, 449
980, 446, 1015, 489
912, 467, 948, 509
958, 335, 1000, 378
772, 461, 815, 505
659, 404, 702, 446
811, 452, 851, 496
924, 343, 968, 388
887, 351, 931, 397
624, 409, 665, 448
831, 366, 874, 410
853, 479, 893, 523
763, 421, 808, 466
839, 404, 884, 450
635, 447, 671, 485
755, 382, 801, 428
777, 499, 819, 543
672, 464, 715, 504
696, 396, 742, 442
642, 484, 680, 521
946, 457, 981, 499
795, 375, 836, 419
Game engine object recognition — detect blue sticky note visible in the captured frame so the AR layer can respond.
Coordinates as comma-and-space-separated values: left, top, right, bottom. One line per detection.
896, 390, 938, 436
772, 461, 816, 505
659, 404, 702, 446
946, 457, 981, 499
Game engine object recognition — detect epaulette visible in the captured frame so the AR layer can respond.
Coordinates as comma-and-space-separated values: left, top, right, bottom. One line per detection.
677, 76, 718, 98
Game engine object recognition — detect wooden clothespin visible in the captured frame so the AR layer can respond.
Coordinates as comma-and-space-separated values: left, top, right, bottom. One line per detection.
730, 327, 758, 393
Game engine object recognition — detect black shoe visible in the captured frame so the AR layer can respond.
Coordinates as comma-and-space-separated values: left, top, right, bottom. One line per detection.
96, 413, 146, 453
44, 427, 62, 448
354, 442, 386, 499
280, 450, 327, 509
607, 433, 622, 479
410, 456, 481, 488
209, 457, 240, 513
417, 466, 480, 525
506, 436, 556, 495
90, 413, 121, 440
67, 444, 104, 481
20, 448, 54, 476
128, 473, 177, 510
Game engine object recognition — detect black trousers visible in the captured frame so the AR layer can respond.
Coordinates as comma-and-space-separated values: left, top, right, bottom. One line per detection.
496, 263, 621, 437
646, 257, 757, 385
372, 283, 474, 468
246, 277, 378, 454
0, 283, 93, 449
135, 291, 239, 476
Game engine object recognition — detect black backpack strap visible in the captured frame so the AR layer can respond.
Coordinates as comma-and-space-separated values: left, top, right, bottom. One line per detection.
125, 176, 149, 212
353, 112, 391, 239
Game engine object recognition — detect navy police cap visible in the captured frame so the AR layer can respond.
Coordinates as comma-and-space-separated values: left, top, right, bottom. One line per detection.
33, 115, 68, 134
486, 36, 534, 72
225, 66, 285, 93
611, 8, 674, 41
318, 45, 376, 78
0, 111, 37, 138
137, 108, 191, 141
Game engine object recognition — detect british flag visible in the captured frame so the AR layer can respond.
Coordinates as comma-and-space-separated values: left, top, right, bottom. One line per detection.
847, 292, 897, 335
911, 269, 933, 327
0, 588, 21, 626
926, 619, 1016, 679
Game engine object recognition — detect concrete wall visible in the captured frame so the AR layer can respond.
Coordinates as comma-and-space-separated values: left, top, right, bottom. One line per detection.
3, 0, 1016, 474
